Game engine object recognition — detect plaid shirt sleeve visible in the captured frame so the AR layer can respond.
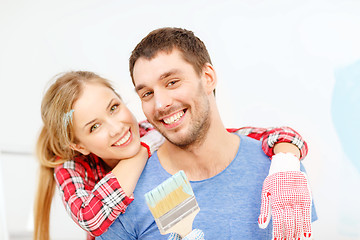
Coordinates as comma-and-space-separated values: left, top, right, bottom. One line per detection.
54, 157, 133, 237
227, 126, 308, 160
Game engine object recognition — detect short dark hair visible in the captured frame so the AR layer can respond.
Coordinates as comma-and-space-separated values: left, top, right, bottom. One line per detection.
129, 27, 212, 84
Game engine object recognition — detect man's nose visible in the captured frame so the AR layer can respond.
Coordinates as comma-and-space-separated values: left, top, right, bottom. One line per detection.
154, 90, 171, 111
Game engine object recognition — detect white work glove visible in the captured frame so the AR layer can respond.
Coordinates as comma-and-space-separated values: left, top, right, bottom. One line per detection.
258, 153, 312, 240
140, 129, 165, 155
167, 229, 205, 240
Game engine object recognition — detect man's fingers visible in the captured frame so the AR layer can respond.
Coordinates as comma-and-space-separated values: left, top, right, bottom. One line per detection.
302, 188, 312, 237
284, 206, 297, 239
258, 184, 271, 229
303, 232, 312, 239
294, 206, 303, 240
258, 199, 271, 229
271, 206, 284, 239
258, 216, 269, 229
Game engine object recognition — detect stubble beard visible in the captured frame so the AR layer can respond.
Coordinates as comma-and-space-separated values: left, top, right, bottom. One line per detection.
155, 93, 211, 151
174, 109, 211, 150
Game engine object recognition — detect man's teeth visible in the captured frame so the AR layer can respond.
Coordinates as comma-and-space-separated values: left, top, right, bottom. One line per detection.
163, 111, 184, 125
114, 131, 131, 146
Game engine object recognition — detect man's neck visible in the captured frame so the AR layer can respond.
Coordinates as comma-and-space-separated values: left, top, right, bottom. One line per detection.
157, 127, 240, 181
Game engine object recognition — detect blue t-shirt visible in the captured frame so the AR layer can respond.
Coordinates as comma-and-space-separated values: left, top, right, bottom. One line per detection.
98, 135, 317, 240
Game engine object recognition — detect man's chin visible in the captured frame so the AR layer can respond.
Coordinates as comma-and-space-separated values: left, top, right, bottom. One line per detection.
164, 134, 197, 149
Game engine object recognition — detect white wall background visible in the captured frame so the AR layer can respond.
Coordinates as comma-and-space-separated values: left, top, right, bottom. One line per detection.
1, 0, 359, 239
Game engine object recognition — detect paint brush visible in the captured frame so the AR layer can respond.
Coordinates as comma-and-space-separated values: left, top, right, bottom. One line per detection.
144, 170, 200, 237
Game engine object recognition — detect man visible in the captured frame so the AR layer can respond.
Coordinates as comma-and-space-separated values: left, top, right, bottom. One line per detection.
99, 27, 316, 240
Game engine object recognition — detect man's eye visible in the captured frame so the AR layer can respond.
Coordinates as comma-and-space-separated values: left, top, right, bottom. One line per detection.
90, 123, 100, 133
142, 91, 153, 98
167, 80, 178, 87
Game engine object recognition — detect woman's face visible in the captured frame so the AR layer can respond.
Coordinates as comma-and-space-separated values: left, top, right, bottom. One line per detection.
71, 82, 140, 168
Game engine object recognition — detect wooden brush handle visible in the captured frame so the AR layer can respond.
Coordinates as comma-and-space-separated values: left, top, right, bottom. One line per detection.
164, 208, 200, 238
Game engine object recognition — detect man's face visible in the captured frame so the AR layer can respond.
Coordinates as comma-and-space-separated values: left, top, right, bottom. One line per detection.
133, 49, 211, 148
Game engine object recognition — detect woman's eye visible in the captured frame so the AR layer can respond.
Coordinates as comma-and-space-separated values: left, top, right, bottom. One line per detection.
110, 104, 119, 113
90, 123, 100, 133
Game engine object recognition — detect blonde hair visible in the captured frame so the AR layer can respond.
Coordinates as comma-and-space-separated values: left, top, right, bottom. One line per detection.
34, 71, 118, 240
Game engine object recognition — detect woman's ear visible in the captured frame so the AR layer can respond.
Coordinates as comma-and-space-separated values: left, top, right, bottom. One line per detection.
69, 143, 91, 155
202, 63, 217, 95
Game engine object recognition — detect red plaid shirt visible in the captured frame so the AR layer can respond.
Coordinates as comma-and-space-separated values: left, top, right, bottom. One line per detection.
54, 124, 308, 239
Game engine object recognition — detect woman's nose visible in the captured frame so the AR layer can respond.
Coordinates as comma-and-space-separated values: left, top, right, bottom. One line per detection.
108, 118, 124, 138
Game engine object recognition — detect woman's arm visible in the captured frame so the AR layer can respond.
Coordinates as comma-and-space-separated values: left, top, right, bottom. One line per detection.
273, 142, 300, 159
227, 126, 308, 160
111, 144, 149, 196
54, 155, 135, 237
54, 127, 155, 237
140, 120, 307, 159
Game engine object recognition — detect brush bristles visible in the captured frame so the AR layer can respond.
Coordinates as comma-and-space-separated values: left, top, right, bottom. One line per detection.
149, 186, 191, 218
145, 171, 194, 219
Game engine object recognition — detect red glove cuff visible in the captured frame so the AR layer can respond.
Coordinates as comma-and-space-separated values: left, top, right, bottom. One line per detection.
140, 142, 152, 158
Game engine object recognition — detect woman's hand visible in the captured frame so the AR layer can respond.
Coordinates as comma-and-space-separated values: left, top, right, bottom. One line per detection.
111, 145, 149, 196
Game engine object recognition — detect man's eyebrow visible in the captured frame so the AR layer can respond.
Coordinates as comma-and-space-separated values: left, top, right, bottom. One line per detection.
135, 70, 180, 92
159, 70, 178, 80
135, 84, 145, 93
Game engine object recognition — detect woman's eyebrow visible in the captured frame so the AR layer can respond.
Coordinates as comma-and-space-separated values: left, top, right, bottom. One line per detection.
84, 119, 97, 129
83, 98, 117, 129
106, 98, 117, 110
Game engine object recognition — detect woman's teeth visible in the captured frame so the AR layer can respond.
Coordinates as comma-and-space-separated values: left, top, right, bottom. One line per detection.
114, 131, 131, 146
163, 111, 184, 125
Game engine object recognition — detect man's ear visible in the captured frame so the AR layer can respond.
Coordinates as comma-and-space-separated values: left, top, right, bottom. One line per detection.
69, 143, 91, 155
202, 63, 217, 95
